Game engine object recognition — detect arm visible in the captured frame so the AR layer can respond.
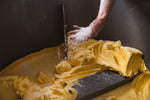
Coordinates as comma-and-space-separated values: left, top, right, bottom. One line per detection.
90, 0, 115, 37
69, 0, 115, 41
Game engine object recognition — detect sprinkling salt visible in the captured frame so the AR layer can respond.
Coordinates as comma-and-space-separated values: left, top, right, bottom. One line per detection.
70, 26, 92, 42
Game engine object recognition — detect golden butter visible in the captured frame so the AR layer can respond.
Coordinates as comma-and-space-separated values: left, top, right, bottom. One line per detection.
0, 39, 149, 100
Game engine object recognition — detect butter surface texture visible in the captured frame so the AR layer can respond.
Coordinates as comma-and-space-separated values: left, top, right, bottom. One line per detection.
0, 39, 149, 100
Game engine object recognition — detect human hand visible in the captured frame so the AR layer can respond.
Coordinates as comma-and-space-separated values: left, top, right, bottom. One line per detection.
68, 25, 92, 42
68, 0, 115, 42
68, 18, 105, 42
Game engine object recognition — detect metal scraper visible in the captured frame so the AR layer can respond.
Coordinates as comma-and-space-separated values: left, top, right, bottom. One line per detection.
61, 3, 68, 60
74, 70, 142, 100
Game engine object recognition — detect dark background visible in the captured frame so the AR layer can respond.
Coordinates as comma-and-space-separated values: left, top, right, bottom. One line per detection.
0, 0, 150, 70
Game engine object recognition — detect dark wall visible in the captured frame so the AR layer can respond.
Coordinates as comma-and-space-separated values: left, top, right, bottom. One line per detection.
0, 0, 150, 70
0, 0, 64, 70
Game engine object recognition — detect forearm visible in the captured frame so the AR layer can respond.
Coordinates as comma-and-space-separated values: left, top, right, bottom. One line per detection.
69, 0, 115, 41
97, 0, 115, 20
89, 0, 115, 36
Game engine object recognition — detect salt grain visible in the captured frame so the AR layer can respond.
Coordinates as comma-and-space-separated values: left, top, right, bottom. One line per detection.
70, 26, 92, 42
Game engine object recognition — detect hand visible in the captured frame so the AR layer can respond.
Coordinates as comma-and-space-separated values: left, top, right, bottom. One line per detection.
68, 25, 92, 42
68, 0, 115, 42
68, 18, 105, 42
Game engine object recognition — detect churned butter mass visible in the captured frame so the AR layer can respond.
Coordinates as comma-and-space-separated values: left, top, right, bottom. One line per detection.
0, 39, 149, 100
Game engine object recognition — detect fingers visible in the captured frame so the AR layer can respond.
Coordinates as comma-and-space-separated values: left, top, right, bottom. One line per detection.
69, 35, 75, 40
73, 25, 80, 30
68, 30, 77, 34
68, 25, 80, 34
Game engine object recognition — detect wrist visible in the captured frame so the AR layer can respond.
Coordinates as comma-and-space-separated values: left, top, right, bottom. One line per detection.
89, 18, 105, 34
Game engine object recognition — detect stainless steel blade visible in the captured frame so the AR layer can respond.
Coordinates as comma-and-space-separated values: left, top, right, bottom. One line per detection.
74, 70, 142, 100
62, 3, 68, 60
